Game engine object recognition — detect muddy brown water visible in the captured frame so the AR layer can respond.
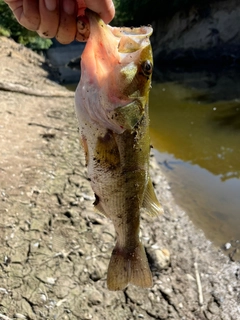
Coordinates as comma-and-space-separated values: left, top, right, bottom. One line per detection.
150, 75, 240, 256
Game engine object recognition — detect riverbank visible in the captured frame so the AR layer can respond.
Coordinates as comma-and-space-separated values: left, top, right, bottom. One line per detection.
152, 0, 240, 66
0, 36, 239, 319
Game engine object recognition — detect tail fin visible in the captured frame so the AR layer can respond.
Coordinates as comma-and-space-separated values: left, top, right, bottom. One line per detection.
107, 242, 152, 291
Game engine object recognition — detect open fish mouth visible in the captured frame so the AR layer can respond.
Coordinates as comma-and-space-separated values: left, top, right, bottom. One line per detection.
76, 10, 153, 134
77, 10, 152, 50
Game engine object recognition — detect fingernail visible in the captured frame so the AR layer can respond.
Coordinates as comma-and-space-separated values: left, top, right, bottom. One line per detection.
63, 0, 75, 15
45, 0, 57, 11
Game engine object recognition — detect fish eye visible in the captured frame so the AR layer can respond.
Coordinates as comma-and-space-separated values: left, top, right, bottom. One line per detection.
141, 60, 153, 77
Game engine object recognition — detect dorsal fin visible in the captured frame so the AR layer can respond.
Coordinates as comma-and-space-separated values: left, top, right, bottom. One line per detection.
142, 178, 164, 216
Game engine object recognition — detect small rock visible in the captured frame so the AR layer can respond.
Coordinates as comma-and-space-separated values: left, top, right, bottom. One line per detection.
46, 277, 56, 285
147, 248, 170, 270
40, 293, 47, 302
84, 286, 103, 306
82, 312, 92, 320
208, 302, 220, 315
186, 273, 195, 282
90, 269, 102, 282
14, 314, 27, 319
225, 242, 231, 250
0, 288, 8, 294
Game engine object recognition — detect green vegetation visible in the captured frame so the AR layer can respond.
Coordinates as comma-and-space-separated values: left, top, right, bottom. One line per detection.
0, 0, 52, 50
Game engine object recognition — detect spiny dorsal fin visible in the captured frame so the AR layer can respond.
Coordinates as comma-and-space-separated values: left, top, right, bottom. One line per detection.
142, 178, 164, 216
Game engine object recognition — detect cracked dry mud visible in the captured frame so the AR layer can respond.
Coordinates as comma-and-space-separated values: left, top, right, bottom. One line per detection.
0, 37, 239, 320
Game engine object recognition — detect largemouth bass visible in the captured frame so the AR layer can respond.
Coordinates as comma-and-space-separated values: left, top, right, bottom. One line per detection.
75, 10, 163, 291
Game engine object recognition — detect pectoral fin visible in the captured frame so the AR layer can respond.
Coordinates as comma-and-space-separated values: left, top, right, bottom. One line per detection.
142, 178, 164, 216
107, 100, 143, 131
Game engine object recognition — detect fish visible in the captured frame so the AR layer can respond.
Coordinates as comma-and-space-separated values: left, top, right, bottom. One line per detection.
75, 10, 163, 291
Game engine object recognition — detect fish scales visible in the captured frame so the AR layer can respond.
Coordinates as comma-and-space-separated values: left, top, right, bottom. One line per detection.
75, 10, 163, 291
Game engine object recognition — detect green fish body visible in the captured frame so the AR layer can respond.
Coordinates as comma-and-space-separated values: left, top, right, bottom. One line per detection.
75, 11, 162, 290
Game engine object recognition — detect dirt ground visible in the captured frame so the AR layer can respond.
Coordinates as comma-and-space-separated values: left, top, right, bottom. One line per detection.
0, 37, 239, 320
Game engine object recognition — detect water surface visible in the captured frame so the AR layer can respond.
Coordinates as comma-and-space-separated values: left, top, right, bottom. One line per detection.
150, 76, 240, 253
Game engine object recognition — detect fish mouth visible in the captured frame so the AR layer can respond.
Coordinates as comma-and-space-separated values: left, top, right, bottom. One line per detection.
77, 10, 152, 53
76, 10, 153, 134
110, 26, 153, 55
78, 10, 153, 81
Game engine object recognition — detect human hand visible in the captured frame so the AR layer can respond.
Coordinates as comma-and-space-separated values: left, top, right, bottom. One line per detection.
3, 0, 115, 44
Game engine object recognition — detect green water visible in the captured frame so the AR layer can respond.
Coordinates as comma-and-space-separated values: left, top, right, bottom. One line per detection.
150, 80, 240, 251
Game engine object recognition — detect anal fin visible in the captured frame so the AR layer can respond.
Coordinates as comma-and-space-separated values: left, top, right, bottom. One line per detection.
142, 178, 164, 216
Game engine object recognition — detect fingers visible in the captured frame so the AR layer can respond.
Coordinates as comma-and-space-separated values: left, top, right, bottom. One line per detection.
5, 0, 40, 31
77, 0, 115, 24
37, 0, 77, 44
37, 0, 59, 38
55, 0, 77, 44
86, 0, 115, 24
5, 0, 77, 44
75, 0, 115, 41
5, 0, 115, 44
